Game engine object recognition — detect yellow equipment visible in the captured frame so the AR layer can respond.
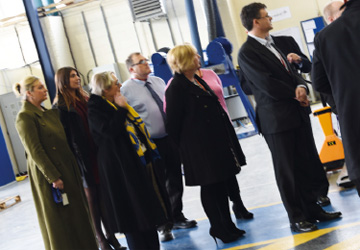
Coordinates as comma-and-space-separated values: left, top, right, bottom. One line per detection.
313, 106, 345, 171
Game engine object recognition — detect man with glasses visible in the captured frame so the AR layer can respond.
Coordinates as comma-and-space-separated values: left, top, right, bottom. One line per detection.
122, 52, 197, 242
238, 2, 341, 233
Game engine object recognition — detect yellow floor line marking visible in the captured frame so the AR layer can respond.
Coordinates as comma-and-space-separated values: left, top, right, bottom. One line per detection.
116, 189, 355, 241
257, 228, 336, 250
324, 234, 360, 250
224, 228, 335, 250
224, 221, 360, 250
247, 201, 283, 210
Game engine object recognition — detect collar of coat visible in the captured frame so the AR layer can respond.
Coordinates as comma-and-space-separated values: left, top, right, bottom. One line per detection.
22, 100, 46, 117
173, 72, 217, 98
88, 94, 119, 115
52, 97, 78, 113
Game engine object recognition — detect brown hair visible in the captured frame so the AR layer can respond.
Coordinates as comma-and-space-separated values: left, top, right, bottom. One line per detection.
53, 67, 88, 110
125, 52, 141, 71
240, 2, 267, 31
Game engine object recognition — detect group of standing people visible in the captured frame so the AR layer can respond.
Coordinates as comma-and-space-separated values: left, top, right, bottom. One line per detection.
14, 49, 254, 248
13, 1, 358, 249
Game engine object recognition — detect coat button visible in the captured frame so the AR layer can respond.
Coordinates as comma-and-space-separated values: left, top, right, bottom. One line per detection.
52, 147, 56, 150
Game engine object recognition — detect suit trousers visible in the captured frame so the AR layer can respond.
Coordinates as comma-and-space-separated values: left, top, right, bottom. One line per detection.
125, 229, 159, 250
153, 136, 185, 221
264, 121, 323, 223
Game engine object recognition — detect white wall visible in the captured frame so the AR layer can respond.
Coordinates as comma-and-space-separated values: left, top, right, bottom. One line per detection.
0, 0, 334, 93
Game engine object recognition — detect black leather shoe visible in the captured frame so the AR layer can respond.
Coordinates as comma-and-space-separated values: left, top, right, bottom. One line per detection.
309, 210, 342, 222
173, 218, 197, 229
317, 195, 331, 206
159, 228, 174, 242
290, 221, 318, 233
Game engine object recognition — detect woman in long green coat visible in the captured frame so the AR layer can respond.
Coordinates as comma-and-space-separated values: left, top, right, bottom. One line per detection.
14, 76, 98, 250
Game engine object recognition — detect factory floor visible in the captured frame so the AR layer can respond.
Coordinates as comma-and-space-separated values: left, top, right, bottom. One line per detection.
1, 103, 360, 250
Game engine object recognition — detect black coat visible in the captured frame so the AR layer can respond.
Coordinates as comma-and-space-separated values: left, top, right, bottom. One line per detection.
238, 36, 311, 134
312, 0, 360, 182
53, 99, 96, 186
87, 94, 166, 232
165, 73, 246, 186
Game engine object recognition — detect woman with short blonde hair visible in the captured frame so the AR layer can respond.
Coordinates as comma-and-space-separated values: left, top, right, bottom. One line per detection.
165, 44, 247, 244
167, 44, 198, 74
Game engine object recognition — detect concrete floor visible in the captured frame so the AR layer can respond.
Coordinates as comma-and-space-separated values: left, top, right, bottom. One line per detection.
1, 103, 360, 250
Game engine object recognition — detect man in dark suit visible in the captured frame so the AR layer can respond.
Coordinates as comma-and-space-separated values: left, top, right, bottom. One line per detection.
271, 35, 331, 206
239, 34, 330, 206
312, 0, 360, 195
238, 2, 341, 233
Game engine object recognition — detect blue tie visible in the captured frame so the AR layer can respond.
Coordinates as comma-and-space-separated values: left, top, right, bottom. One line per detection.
145, 82, 167, 123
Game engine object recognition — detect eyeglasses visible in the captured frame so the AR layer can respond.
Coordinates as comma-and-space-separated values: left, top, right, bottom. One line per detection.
131, 59, 149, 66
114, 80, 120, 87
257, 15, 271, 19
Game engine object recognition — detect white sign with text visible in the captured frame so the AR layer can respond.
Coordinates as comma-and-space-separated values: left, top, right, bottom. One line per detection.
268, 6, 292, 22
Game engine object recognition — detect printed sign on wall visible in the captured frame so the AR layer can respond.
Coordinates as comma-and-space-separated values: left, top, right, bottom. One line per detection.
268, 6, 292, 22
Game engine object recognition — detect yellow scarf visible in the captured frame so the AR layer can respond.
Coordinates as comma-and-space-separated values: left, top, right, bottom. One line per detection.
103, 97, 159, 164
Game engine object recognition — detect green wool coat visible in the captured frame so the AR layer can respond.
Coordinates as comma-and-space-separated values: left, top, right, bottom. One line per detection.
15, 101, 98, 250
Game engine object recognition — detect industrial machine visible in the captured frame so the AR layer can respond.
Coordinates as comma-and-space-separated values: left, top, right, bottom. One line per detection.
313, 106, 345, 171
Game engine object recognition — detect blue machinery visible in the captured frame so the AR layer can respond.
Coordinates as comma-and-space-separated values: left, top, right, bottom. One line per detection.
151, 38, 258, 139
206, 38, 258, 138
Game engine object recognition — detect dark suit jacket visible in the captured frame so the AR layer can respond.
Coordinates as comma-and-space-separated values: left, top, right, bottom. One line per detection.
311, 0, 360, 182
238, 36, 310, 134
239, 35, 311, 95
272, 35, 311, 73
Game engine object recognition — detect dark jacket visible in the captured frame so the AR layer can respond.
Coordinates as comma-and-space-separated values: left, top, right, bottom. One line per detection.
165, 73, 246, 186
272, 35, 312, 73
15, 101, 97, 250
239, 35, 312, 95
53, 98, 96, 186
87, 94, 166, 232
312, 0, 360, 182
238, 36, 311, 134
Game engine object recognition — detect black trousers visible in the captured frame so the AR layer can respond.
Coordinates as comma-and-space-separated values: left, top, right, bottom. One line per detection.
200, 180, 234, 230
153, 136, 184, 221
125, 229, 159, 250
264, 122, 324, 223
306, 122, 329, 197
227, 175, 241, 203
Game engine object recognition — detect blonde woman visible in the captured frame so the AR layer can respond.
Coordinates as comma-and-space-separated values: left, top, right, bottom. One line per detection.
165, 44, 247, 244
14, 76, 97, 250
